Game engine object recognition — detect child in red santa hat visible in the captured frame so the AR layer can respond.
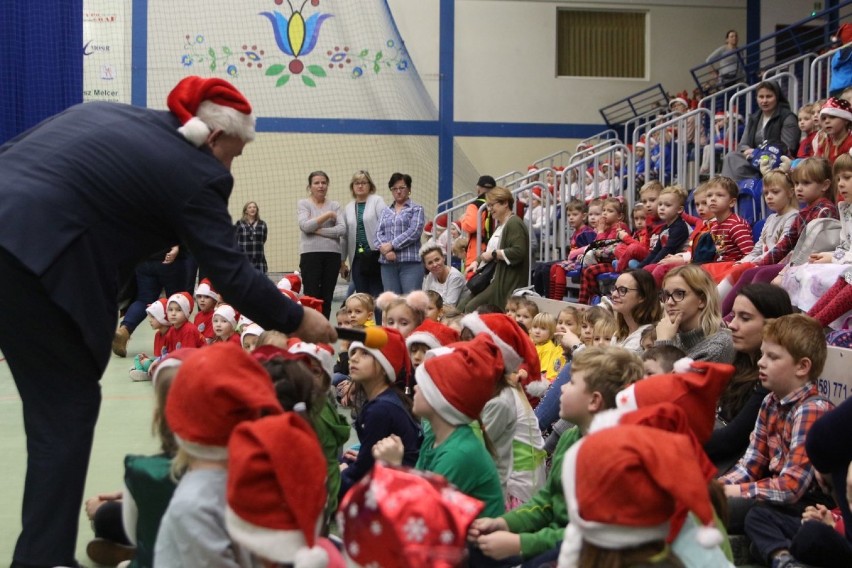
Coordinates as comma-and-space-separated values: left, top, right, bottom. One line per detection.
212, 303, 242, 346
154, 343, 283, 566
193, 278, 220, 343
163, 292, 205, 352
128, 298, 171, 382
225, 413, 346, 568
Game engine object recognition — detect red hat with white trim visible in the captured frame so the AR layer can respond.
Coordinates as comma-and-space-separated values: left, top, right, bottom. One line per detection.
349, 327, 411, 387
194, 278, 220, 302
288, 341, 335, 380
167, 292, 194, 321
614, 358, 734, 443
277, 273, 302, 296
821, 97, 852, 123
406, 319, 460, 351
415, 335, 504, 425
213, 303, 240, 329
165, 343, 282, 460
226, 413, 345, 568
459, 313, 536, 375
339, 463, 484, 568
167, 76, 255, 147
145, 298, 170, 326
636, 135, 647, 149
559, 425, 722, 566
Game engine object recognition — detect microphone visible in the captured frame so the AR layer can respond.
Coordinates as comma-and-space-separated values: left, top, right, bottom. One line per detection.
335, 326, 389, 349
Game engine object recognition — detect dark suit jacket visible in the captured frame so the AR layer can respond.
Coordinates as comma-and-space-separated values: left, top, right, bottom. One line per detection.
0, 102, 303, 372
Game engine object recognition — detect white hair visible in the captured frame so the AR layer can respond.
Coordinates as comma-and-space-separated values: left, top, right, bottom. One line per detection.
196, 100, 256, 142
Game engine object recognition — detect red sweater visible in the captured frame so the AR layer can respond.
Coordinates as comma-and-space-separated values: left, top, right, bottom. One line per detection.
164, 321, 205, 353
194, 310, 215, 342
709, 213, 754, 262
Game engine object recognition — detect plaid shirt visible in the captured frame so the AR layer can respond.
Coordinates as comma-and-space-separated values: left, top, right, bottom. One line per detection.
375, 199, 425, 264
721, 382, 834, 503
234, 219, 268, 272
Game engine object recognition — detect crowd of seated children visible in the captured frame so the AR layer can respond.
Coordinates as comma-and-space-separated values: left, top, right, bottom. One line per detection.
534, 199, 595, 299
577, 198, 631, 304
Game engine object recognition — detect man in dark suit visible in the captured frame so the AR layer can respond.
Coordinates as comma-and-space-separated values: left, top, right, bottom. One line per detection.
0, 76, 336, 568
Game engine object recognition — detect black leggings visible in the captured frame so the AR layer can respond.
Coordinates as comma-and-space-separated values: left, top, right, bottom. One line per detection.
300, 251, 341, 319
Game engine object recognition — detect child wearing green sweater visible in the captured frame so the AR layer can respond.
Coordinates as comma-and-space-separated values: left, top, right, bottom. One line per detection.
467, 345, 644, 563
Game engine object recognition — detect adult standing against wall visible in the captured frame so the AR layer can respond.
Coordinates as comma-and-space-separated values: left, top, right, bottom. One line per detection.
459, 175, 496, 275
721, 81, 800, 181
234, 200, 268, 274
298, 171, 345, 319
706, 29, 746, 89
0, 76, 335, 568
340, 170, 387, 299
375, 172, 425, 294
459, 187, 530, 313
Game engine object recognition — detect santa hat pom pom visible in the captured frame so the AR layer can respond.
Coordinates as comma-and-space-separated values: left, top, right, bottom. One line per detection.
376, 291, 399, 312
525, 379, 550, 399
672, 357, 694, 374
177, 117, 212, 147
695, 525, 724, 548
293, 546, 329, 568
588, 407, 630, 434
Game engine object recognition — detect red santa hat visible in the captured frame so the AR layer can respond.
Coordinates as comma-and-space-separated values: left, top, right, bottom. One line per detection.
459, 313, 536, 375
527, 164, 539, 172
238, 313, 254, 329
559, 425, 722, 566
636, 135, 647, 149
193, 278, 220, 303
167, 292, 194, 320
821, 97, 852, 123
226, 413, 345, 568
277, 273, 303, 296
668, 97, 689, 110
434, 213, 448, 230
166, 76, 255, 147
423, 220, 434, 237
213, 303, 240, 329
165, 343, 283, 460
531, 187, 543, 200
406, 319, 460, 351
145, 298, 170, 327
339, 463, 484, 568
241, 323, 264, 345
614, 358, 734, 443
415, 335, 504, 425
299, 296, 324, 313
150, 347, 198, 388
288, 341, 335, 380
349, 327, 412, 388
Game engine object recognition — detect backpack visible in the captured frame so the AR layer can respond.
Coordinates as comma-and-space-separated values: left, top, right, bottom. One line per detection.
691, 231, 718, 264
788, 217, 842, 267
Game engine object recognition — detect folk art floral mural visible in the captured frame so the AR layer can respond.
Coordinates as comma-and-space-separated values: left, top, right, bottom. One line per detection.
179, 0, 411, 88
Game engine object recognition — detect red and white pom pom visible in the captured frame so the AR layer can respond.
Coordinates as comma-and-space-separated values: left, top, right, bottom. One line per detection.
293, 545, 329, 568
177, 117, 212, 147
695, 525, 724, 548
525, 379, 550, 399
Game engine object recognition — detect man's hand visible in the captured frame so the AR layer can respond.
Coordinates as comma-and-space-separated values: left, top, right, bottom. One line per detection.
290, 306, 337, 344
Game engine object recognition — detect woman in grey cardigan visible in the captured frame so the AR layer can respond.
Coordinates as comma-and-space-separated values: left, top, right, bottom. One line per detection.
655, 264, 735, 364
297, 170, 345, 319
339, 170, 387, 298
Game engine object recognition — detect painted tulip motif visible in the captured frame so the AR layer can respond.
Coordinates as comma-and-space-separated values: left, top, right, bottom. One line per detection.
260, 0, 332, 74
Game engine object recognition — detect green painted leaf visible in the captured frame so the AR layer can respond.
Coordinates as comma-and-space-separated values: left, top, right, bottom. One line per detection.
375, 51, 383, 61
359, 49, 369, 57
307, 65, 327, 77
373, 63, 380, 73
210, 61, 216, 71
208, 47, 216, 58
222, 46, 232, 55
266, 64, 286, 76
276, 75, 291, 87
302, 75, 316, 87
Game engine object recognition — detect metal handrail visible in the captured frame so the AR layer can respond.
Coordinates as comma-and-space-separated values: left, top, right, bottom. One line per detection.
533, 150, 573, 168
567, 139, 618, 164
623, 108, 668, 146
642, 108, 714, 190
810, 41, 852, 101
763, 53, 815, 111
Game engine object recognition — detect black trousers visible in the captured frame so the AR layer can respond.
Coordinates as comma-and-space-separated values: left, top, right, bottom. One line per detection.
0, 248, 102, 567
300, 252, 341, 319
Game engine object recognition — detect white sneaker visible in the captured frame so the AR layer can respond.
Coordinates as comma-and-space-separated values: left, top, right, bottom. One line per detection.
129, 369, 151, 382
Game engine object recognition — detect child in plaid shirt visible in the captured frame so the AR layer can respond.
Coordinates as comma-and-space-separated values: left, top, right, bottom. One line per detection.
721, 314, 834, 544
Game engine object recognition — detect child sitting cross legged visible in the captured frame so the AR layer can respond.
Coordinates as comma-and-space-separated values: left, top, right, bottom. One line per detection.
637, 185, 691, 270
705, 176, 754, 264
721, 314, 835, 541
467, 346, 644, 565
128, 298, 170, 382
542, 200, 598, 300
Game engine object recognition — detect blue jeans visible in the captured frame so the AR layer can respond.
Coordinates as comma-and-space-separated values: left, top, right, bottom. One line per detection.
535, 362, 571, 432
121, 259, 187, 333
380, 261, 424, 294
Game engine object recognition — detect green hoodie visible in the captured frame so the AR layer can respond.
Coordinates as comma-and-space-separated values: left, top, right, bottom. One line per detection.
312, 396, 351, 520
501, 426, 581, 559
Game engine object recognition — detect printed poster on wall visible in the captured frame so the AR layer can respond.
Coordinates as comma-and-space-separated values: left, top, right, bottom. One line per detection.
83, 1, 131, 103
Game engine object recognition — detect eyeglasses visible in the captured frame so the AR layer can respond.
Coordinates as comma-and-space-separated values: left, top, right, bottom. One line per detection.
611, 286, 638, 297
391, 185, 408, 192
658, 289, 689, 303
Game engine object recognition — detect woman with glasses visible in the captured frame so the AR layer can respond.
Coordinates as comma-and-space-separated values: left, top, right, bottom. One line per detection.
298, 171, 345, 319
459, 187, 530, 313
610, 269, 662, 352
340, 170, 387, 299
375, 172, 426, 294
655, 264, 735, 363
705, 283, 794, 474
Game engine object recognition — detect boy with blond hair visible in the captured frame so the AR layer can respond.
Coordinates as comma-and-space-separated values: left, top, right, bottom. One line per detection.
468, 346, 644, 565
721, 314, 834, 556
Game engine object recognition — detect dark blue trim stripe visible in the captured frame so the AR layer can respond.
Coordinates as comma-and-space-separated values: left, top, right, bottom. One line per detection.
454, 121, 606, 139
438, 0, 455, 204
131, 0, 148, 107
